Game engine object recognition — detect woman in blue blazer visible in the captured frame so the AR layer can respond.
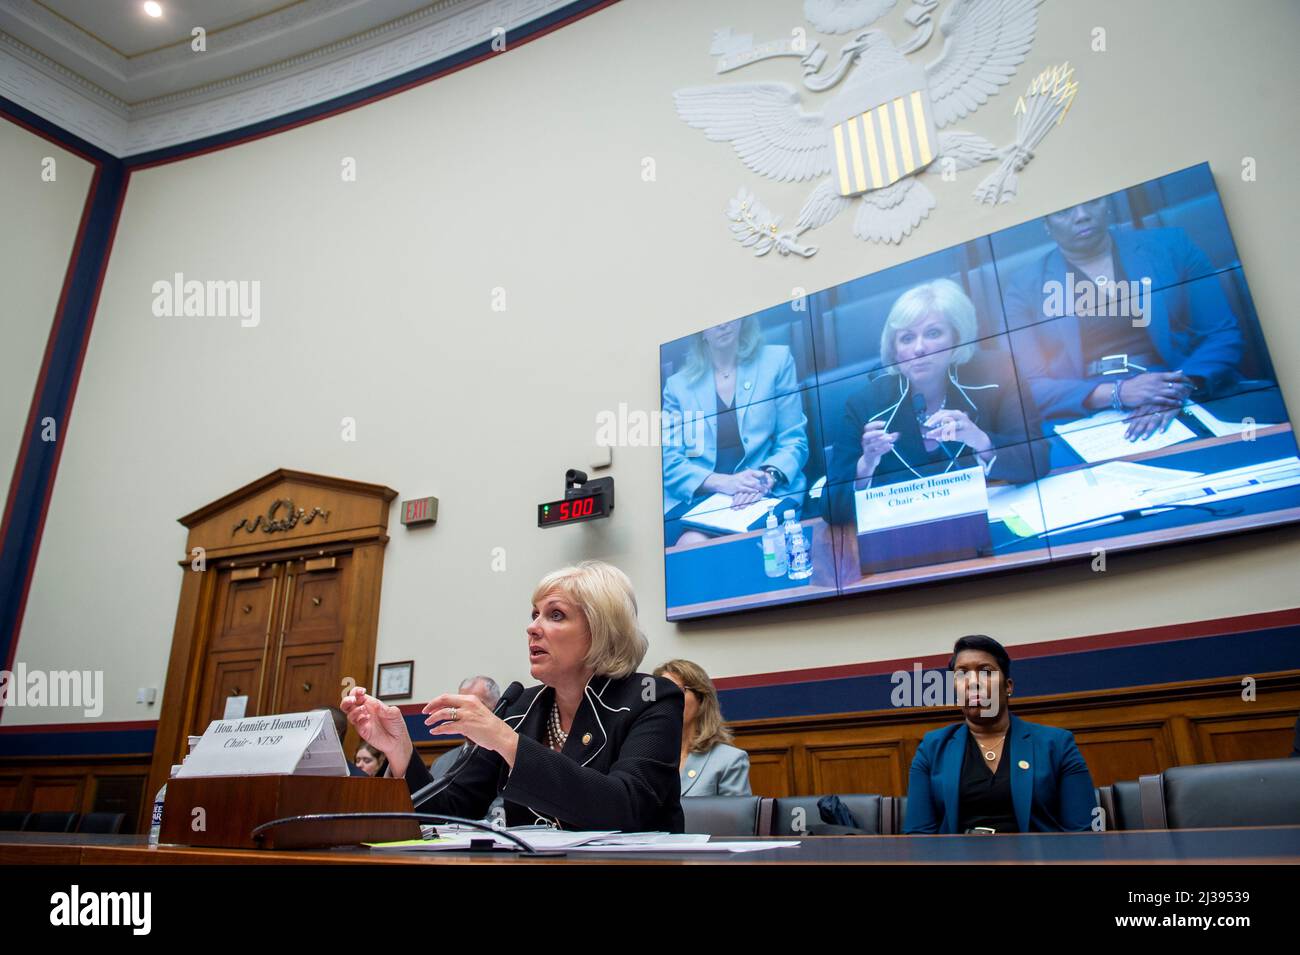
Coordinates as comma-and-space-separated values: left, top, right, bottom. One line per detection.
904, 635, 1097, 834
662, 317, 808, 542
655, 659, 751, 797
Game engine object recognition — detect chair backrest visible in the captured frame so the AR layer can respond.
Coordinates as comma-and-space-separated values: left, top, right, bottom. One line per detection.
0, 811, 32, 831
1110, 780, 1144, 830
885, 795, 908, 834
681, 795, 763, 837
1094, 786, 1115, 831
77, 812, 127, 834
770, 794, 883, 835
26, 811, 79, 833
1157, 758, 1300, 829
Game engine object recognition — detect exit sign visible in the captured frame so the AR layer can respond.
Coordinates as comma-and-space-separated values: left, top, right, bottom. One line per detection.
400, 496, 438, 526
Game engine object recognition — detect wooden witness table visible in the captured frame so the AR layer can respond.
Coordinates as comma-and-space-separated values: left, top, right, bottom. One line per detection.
3, 827, 1298, 865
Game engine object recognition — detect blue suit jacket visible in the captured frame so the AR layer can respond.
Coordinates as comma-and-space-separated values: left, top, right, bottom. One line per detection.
1003, 227, 1244, 422
680, 743, 751, 797
904, 714, 1096, 833
661, 344, 809, 512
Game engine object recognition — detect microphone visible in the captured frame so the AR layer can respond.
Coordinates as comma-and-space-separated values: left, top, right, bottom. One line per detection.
408, 681, 524, 810
915, 393, 958, 463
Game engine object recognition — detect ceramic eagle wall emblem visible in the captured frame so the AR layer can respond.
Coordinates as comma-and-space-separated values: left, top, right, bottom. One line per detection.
673, 0, 1078, 256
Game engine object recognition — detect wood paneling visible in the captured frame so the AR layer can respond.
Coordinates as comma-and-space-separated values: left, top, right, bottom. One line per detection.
728, 670, 1300, 796
0, 756, 149, 831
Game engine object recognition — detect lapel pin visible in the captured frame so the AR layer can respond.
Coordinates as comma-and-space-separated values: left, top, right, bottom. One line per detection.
743, 380, 752, 390
687, 769, 697, 778
1018, 760, 1030, 770
582, 732, 592, 745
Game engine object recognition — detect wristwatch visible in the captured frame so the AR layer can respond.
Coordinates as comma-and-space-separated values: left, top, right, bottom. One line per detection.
760, 466, 786, 490
1110, 379, 1128, 412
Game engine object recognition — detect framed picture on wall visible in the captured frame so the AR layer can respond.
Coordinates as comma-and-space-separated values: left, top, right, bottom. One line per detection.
376, 661, 414, 701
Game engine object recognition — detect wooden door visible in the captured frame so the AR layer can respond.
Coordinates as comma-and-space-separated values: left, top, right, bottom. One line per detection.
192, 554, 350, 736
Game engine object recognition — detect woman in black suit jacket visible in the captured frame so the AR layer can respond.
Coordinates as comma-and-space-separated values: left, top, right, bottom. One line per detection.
343, 561, 685, 833
828, 278, 1046, 500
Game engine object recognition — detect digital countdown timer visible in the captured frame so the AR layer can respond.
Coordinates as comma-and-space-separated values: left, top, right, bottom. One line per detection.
538, 491, 610, 527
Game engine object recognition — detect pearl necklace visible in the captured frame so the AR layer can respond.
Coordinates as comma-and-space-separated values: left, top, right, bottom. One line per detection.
547, 703, 569, 752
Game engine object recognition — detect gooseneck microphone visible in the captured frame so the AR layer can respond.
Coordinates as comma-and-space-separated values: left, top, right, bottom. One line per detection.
408, 680, 524, 810
914, 393, 957, 463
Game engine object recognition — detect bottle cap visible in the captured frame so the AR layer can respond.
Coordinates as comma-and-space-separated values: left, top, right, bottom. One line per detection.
783, 509, 796, 521
766, 510, 778, 528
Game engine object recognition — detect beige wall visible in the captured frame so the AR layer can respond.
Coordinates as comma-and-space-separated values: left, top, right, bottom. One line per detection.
0, 118, 94, 516
10, 0, 1300, 725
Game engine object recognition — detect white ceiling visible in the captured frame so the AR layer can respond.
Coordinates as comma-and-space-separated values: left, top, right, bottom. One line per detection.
2, 0, 440, 103
0, 0, 574, 156
39, 0, 291, 58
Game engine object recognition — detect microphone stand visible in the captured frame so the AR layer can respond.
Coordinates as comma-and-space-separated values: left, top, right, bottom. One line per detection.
249, 811, 564, 857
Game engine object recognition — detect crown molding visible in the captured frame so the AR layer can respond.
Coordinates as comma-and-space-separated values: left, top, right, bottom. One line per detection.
0, 0, 577, 158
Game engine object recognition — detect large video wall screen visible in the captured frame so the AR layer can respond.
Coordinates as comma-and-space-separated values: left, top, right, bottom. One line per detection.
660, 163, 1298, 620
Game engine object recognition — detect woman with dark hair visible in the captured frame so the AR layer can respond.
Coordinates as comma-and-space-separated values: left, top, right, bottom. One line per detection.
903, 634, 1097, 833
353, 742, 387, 778
654, 659, 751, 796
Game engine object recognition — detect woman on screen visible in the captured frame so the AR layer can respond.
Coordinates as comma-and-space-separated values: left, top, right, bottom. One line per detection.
662, 316, 809, 544
904, 635, 1097, 834
827, 279, 1044, 496
342, 561, 684, 832
654, 659, 751, 797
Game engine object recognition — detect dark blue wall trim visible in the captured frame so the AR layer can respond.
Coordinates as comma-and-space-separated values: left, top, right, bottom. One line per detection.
0, 100, 125, 687
0, 726, 154, 757
717, 624, 1300, 722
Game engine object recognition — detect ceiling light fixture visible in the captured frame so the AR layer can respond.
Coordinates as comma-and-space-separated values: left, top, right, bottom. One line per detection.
143, 1, 163, 17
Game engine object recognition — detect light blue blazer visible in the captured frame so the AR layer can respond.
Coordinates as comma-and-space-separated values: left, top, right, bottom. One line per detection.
904, 714, 1097, 834
661, 344, 809, 513
681, 743, 752, 797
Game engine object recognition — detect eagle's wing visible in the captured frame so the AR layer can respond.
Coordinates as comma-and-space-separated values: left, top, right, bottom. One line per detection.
924, 0, 1042, 128
925, 130, 998, 172
796, 179, 854, 232
853, 178, 936, 244
673, 83, 831, 182
803, 0, 897, 35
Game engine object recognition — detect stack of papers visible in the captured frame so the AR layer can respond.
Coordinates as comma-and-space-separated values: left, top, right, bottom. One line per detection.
367, 827, 799, 853
681, 493, 778, 535
1054, 409, 1195, 463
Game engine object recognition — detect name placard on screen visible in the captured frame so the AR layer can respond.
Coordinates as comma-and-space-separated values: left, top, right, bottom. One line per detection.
177, 710, 349, 778
856, 466, 990, 531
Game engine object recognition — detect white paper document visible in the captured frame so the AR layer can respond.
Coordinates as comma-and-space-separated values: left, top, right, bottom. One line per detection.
368, 829, 798, 854
177, 709, 349, 778
681, 493, 778, 535
1184, 401, 1273, 437
1054, 409, 1196, 463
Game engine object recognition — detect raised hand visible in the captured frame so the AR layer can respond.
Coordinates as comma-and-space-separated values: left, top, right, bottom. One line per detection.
341, 686, 412, 773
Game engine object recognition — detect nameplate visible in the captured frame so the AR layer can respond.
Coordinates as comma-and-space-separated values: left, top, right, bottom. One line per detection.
855, 466, 989, 532
177, 710, 349, 778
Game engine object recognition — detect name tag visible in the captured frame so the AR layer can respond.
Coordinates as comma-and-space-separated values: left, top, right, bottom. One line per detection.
178, 710, 349, 778
855, 466, 989, 532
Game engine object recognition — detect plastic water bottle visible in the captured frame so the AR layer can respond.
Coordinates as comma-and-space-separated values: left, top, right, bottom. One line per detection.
783, 510, 813, 580
149, 764, 181, 846
761, 509, 787, 578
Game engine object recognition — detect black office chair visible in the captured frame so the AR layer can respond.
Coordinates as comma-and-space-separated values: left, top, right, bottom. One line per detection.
76, 812, 126, 834
890, 795, 909, 834
1110, 780, 1144, 830
1141, 758, 1300, 829
25, 811, 79, 832
681, 795, 765, 836
770, 794, 884, 835
0, 811, 31, 831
